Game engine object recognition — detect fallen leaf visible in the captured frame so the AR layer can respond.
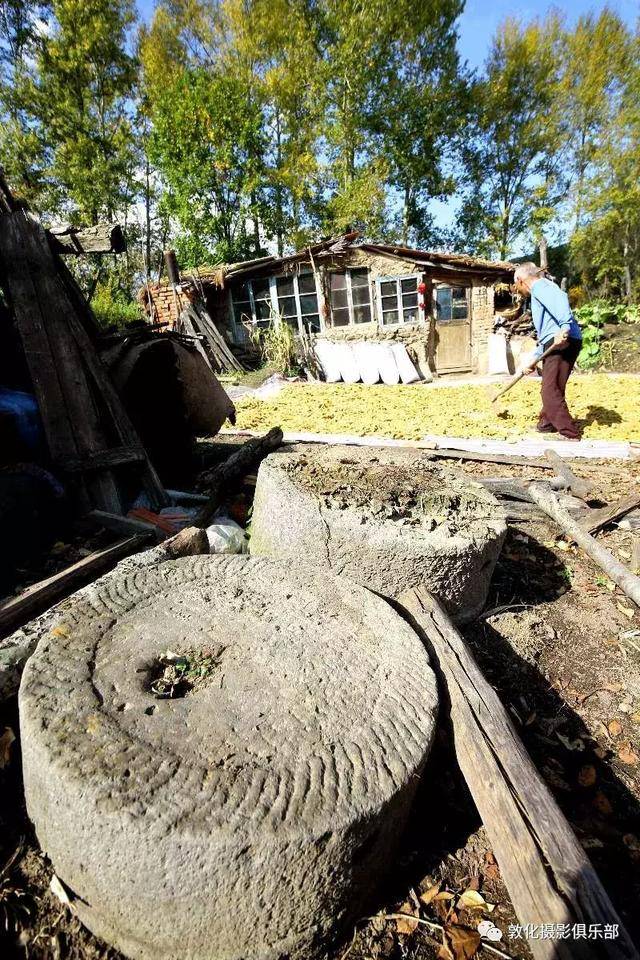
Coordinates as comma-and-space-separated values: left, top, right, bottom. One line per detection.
631, 712, 640, 724
434, 891, 456, 901
395, 901, 419, 935
0, 727, 15, 769
618, 743, 639, 765
617, 603, 636, 620
420, 883, 442, 905
439, 924, 482, 960
578, 764, 597, 787
456, 889, 495, 913
608, 719, 623, 737
593, 791, 613, 816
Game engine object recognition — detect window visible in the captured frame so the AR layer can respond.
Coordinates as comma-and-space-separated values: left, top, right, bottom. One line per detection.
276, 272, 320, 334
435, 285, 469, 322
329, 268, 372, 326
377, 275, 420, 326
231, 281, 253, 328
297, 272, 320, 333
231, 271, 320, 336
251, 277, 272, 326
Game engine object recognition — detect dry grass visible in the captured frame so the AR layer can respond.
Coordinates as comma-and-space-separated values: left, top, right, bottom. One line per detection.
235, 373, 640, 442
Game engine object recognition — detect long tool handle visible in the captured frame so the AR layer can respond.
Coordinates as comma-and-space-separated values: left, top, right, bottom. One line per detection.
491, 340, 561, 403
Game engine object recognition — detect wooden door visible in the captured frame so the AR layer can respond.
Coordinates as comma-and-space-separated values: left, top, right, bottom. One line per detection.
434, 285, 472, 372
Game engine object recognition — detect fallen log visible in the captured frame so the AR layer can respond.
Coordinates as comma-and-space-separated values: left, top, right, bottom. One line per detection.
543, 449, 592, 501
0, 535, 150, 638
580, 491, 640, 536
478, 476, 566, 502
47, 222, 126, 255
396, 585, 638, 960
529, 483, 640, 607
195, 427, 284, 527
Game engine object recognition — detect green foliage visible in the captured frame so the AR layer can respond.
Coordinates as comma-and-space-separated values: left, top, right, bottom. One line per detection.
251, 320, 300, 377
575, 300, 640, 368
91, 281, 142, 330
456, 15, 566, 259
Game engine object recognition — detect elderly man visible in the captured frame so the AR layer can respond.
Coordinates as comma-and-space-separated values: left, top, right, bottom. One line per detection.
514, 263, 583, 440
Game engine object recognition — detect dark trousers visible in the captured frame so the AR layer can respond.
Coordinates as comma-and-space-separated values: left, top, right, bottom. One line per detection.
538, 337, 582, 439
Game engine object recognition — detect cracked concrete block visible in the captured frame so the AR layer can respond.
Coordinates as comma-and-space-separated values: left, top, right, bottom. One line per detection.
250, 446, 507, 622
19, 555, 438, 960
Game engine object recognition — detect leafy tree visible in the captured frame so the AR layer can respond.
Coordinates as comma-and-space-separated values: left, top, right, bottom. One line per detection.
0, 0, 49, 207
561, 10, 632, 230
457, 15, 566, 259
33, 0, 139, 223
570, 28, 640, 302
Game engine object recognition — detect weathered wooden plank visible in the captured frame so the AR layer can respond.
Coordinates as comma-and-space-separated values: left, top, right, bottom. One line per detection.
47, 222, 125, 255
0, 535, 150, 637
63, 301, 169, 509
397, 586, 639, 960
23, 213, 123, 512
196, 427, 283, 527
88, 510, 159, 538
0, 213, 80, 464
580, 491, 640, 536
529, 483, 640, 607
60, 446, 147, 473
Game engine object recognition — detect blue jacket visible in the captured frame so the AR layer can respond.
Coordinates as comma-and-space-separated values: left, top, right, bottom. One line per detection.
530, 278, 582, 359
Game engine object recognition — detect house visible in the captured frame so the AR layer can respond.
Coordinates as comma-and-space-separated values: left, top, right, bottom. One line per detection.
141, 234, 516, 376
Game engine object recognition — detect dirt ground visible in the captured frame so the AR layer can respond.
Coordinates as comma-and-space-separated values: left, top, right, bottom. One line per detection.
1, 449, 639, 960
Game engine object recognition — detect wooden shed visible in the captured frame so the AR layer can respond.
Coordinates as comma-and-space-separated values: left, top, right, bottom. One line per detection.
141, 235, 516, 376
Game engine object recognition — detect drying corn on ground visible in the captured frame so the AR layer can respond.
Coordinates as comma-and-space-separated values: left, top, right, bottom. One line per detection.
235, 373, 640, 442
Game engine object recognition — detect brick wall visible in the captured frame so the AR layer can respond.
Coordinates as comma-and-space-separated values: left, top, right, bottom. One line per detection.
470, 282, 495, 374
138, 282, 199, 328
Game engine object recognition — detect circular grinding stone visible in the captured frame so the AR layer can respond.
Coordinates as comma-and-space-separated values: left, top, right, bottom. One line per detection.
19, 555, 438, 960
250, 447, 507, 622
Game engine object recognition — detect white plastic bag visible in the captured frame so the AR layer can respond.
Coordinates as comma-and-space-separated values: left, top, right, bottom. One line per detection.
487, 332, 510, 375
390, 342, 421, 384
206, 518, 247, 554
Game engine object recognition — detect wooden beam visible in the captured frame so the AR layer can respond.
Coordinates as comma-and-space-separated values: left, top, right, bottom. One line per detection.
580, 491, 640, 536
59, 446, 147, 473
88, 510, 160, 538
396, 586, 639, 960
47, 223, 126, 256
543, 449, 592, 501
0, 535, 150, 637
529, 483, 640, 607
195, 427, 283, 527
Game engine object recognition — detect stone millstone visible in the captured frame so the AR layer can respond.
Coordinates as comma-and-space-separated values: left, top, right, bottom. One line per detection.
250, 446, 507, 622
19, 555, 438, 960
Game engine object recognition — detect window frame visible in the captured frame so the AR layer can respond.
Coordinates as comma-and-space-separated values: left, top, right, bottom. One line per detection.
375, 274, 423, 328
229, 270, 323, 339
328, 267, 373, 327
433, 283, 471, 324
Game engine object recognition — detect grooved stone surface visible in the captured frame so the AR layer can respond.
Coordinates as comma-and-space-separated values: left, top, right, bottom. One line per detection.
250, 447, 507, 622
19, 555, 438, 960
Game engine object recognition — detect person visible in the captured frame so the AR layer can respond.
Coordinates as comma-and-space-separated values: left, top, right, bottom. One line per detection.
513, 263, 583, 440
